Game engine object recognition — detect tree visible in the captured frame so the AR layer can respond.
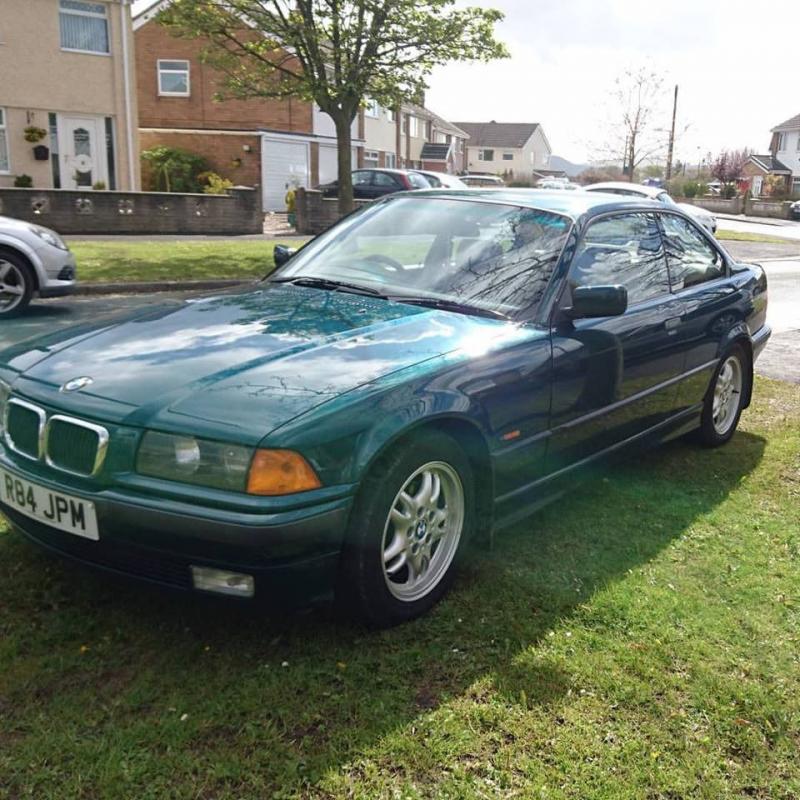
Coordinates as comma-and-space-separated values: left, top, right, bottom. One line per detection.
710, 149, 750, 197
159, 0, 508, 212
598, 67, 668, 181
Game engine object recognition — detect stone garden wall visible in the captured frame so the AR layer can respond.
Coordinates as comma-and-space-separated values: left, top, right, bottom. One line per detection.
0, 187, 262, 235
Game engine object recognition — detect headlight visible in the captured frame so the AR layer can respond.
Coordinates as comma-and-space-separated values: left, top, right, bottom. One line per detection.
137, 431, 253, 492
136, 431, 321, 495
29, 225, 69, 251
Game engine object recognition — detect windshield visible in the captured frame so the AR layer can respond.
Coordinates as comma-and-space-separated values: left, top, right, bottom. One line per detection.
275, 196, 572, 317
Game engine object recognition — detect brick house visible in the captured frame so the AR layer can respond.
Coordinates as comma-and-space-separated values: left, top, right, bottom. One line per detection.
0, 0, 139, 191
363, 100, 468, 174
742, 113, 800, 197
133, 1, 363, 210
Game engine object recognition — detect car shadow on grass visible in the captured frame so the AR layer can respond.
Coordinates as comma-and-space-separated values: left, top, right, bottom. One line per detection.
0, 430, 766, 796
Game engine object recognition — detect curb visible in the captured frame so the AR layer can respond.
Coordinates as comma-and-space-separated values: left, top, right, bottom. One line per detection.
74, 279, 253, 296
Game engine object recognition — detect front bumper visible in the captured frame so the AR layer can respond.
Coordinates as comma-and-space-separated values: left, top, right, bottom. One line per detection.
37, 247, 77, 297
0, 454, 352, 607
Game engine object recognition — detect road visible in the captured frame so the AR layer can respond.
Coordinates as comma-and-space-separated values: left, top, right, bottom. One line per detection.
2, 263, 798, 382
718, 215, 800, 242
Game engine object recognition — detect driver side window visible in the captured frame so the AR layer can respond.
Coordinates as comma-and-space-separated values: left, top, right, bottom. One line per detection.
569, 213, 670, 305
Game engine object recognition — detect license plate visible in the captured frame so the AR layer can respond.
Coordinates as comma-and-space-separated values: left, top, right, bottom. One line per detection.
0, 467, 99, 541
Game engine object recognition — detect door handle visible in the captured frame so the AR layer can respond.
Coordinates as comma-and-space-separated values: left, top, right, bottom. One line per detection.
665, 316, 681, 334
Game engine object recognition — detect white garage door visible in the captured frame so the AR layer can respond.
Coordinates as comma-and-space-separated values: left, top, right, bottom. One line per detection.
319, 144, 360, 186
261, 137, 309, 211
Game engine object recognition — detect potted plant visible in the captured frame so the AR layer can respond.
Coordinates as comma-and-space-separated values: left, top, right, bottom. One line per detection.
23, 126, 47, 143
13, 174, 33, 188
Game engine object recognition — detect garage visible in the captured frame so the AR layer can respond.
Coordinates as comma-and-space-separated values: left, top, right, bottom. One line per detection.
261, 136, 310, 211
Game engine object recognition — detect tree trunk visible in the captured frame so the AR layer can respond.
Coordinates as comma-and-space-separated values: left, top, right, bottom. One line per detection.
332, 113, 354, 215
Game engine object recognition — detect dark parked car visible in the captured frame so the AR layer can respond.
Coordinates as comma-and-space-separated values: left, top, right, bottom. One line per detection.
318, 168, 431, 199
0, 191, 770, 627
790, 200, 800, 220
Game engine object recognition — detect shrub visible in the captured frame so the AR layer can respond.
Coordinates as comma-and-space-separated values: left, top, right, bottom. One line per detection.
141, 146, 209, 193
198, 171, 234, 195
92, 181, 107, 191
722, 184, 737, 199
682, 181, 699, 198
13, 174, 33, 188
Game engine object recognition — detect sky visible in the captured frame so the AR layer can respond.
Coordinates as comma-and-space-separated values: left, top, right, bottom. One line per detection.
132, 0, 799, 167
425, 0, 799, 165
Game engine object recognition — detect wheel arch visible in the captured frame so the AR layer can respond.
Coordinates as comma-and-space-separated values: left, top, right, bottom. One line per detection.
718, 326, 754, 409
355, 414, 496, 543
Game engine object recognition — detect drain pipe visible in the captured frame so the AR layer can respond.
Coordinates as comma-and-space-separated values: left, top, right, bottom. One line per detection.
120, 0, 136, 189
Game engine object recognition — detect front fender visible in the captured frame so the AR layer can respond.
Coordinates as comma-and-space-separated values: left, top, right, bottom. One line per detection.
0, 233, 45, 277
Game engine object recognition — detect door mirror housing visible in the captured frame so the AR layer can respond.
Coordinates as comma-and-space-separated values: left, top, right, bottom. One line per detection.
568, 285, 628, 319
273, 244, 296, 268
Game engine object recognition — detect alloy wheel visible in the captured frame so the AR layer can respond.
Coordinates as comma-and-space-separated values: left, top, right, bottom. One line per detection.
0, 260, 26, 314
712, 355, 743, 435
381, 461, 465, 603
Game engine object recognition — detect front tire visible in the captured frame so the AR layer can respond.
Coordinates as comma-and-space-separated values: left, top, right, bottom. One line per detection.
695, 344, 749, 447
338, 431, 474, 627
0, 250, 34, 317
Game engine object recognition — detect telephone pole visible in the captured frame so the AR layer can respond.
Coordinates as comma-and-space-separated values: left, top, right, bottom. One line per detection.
665, 84, 678, 180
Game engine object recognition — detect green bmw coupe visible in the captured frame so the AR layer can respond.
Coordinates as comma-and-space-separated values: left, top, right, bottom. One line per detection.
0, 190, 770, 626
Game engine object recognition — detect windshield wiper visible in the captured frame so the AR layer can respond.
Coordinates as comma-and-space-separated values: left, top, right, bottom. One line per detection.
389, 295, 511, 321
270, 275, 386, 297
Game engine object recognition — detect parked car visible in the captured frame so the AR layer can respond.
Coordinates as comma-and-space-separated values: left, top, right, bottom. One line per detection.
0, 216, 76, 317
461, 174, 505, 188
790, 200, 800, 220
411, 170, 467, 189
0, 191, 769, 627
537, 179, 579, 190
318, 168, 431, 199
584, 181, 718, 234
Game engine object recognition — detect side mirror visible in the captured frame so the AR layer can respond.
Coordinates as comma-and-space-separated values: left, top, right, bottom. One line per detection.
273, 244, 296, 267
568, 285, 627, 319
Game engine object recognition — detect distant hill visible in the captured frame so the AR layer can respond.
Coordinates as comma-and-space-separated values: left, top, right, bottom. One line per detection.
547, 155, 590, 178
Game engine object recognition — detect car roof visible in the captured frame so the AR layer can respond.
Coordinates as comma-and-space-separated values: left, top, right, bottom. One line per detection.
395, 187, 667, 221
584, 181, 665, 198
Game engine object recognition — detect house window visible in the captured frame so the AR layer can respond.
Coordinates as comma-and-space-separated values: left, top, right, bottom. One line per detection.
796, 133, 800, 151
385, 152, 396, 169
793, 177, 800, 195
59, 0, 110, 54
363, 150, 379, 168
408, 115, 418, 137
502, 152, 513, 160
365, 99, 381, 119
478, 149, 494, 161
158, 60, 190, 96
0, 108, 9, 173
776, 132, 786, 151
387, 108, 396, 122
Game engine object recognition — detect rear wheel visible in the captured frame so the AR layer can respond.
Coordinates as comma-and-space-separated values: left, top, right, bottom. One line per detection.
338, 431, 474, 627
695, 345, 749, 447
0, 251, 34, 317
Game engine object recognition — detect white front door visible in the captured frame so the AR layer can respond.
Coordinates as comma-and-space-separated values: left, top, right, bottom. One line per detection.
261, 137, 310, 211
751, 175, 763, 197
58, 115, 108, 190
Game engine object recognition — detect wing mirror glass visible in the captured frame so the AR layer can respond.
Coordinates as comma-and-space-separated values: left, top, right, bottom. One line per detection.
568, 285, 628, 319
273, 244, 296, 268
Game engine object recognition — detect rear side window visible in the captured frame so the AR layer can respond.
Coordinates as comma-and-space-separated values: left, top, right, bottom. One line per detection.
568, 212, 670, 305
660, 214, 725, 289
373, 172, 402, 187
353, 171, 372, 185
406, 172, 430, 189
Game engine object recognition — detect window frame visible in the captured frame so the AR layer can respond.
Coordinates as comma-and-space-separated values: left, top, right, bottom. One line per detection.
560, 210, 673, 311
59, 0, 110, 56
656, 210, 730, 292
478, 149, 495, 161
0, 107, 10, 174
502, 152, 514, 161
157, 59, 191, 97
365, 98, 381, 119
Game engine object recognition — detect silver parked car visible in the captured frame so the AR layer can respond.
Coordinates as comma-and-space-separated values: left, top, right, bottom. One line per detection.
410, 170, 468, 189
0, 215, 77, 316
583, 182, 718, 234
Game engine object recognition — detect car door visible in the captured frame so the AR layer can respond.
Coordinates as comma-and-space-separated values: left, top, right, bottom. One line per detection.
658, 212, 733, 412
371, 171, 405, 197
351, 170, 375, 199
548, 212, 686, 471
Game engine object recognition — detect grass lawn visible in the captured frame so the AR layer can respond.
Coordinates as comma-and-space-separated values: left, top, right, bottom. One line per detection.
715, 230, 796, 244
1, 378, 799, 799
66, 239, 306, 284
